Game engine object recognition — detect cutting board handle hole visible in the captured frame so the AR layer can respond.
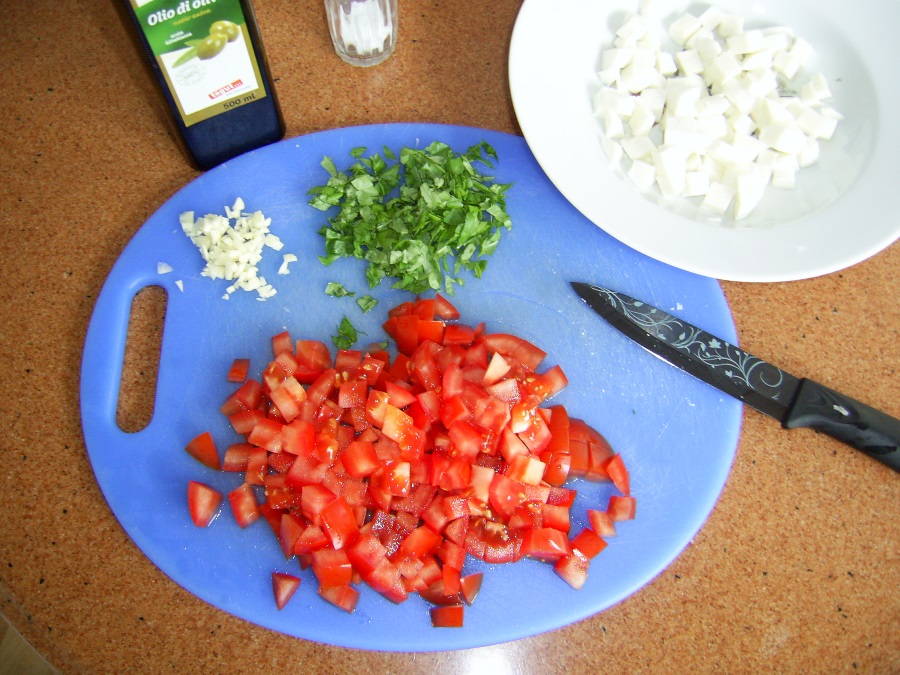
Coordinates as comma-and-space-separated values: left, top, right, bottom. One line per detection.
116, 285, 167, 433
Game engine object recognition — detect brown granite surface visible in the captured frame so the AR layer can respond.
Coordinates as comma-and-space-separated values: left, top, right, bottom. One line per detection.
1, 1, 898, 673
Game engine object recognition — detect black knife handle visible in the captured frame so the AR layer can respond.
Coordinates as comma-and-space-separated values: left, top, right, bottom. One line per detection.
784, 379, 900, 472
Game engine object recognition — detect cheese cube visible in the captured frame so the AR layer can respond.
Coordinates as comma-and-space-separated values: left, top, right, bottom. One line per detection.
665, 76, 705, 117
600, 110, 626, 139
600, 136, 625, 166
622, 135, 657, 160
698, 7, 725, 30
640, 87, 668, 120
676, 49, 705, 76
653, 144, 690, 194
759, 124, 808, 155
734, 166, 770, 220
602, 48, 635, 71
727, 30, 766, 55
621, 62, 663, 93
616, 14, 649, 43
692, 35, 723, 62
629, 100, 656, 136
716, 14, 745, 38
697, 114, 729, 141
741, 49, 774, 71
797, 136, 820, 167
656, 51, 678, 77
697, 93, 730, 118
789, 37, 814, 65
700, 181, 735, 214
800, 72, 833, 104
773, 49, 801, 80
627, 159, 657, 189
796, 106, 838, 140
706, 51, 743, 87
722, 77, 757, 114
669, 13, 702, 45
684, 170, 711, 197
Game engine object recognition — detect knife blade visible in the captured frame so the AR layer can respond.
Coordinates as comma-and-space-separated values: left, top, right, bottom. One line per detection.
571, 282, 900, 472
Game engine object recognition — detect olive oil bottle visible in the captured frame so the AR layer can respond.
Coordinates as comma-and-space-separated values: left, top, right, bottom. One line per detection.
125, 0, 285, 170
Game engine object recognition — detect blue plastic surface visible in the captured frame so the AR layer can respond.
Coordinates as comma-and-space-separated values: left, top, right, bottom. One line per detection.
80, 124, 741, 651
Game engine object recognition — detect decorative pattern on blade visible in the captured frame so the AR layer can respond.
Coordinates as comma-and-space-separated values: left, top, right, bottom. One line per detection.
596, 286, 792, 404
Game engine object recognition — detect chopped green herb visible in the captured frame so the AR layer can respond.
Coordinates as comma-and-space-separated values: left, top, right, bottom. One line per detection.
308, 140, 512, 295
356, 295, 378, 313
332, 316, 362, 350
325, 282, 355, 298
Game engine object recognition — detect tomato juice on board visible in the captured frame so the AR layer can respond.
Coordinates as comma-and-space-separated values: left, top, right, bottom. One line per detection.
185, 295, 634, 626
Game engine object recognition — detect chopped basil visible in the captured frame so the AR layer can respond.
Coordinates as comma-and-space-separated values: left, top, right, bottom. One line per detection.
308, 141, 512, 295
325, 282, 355, 298
356, 295, 378, 313
332, 316, 361, 350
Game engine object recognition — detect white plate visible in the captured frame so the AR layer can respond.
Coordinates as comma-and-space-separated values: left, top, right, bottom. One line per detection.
509, 0, 900, 282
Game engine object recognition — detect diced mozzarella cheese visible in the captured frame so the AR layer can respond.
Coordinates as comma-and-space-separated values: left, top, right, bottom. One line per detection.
593, 5, 841, 220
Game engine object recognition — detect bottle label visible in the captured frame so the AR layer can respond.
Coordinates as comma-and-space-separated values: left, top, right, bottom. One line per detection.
129, 0, 268, 127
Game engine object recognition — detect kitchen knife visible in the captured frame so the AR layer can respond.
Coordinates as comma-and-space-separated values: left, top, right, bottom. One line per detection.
571, 282, 900, 472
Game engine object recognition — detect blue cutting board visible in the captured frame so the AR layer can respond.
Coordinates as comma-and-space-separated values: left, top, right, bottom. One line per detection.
80, 124, 741, 651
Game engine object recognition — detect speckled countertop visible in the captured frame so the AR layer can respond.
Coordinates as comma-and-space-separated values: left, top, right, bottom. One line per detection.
1, 1, 898, 673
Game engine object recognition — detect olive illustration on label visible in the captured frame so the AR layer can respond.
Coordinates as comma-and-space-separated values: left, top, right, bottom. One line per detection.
196, 34, 227, 59
173, 20, 241, 66
210, 20, 240, 42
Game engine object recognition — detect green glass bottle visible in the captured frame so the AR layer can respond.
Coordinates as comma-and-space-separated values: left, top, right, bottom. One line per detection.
125, 0, 285, 170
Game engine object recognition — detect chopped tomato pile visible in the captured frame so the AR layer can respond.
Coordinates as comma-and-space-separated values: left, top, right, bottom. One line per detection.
186, 295, 634, 627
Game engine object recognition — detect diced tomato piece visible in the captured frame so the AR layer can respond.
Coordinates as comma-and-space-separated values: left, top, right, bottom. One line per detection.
347, 531, 388, 577
247, 418, 284, 453
554, 548, 590, 589
481, 351, 511, 387
542, 452, 571, 486
521, 527, 571, 562
604, 453, 630, 496
608, 495, 637, 521
365, 557, 408, 604
480, 333, 547, 370
311, 547, 353, 588
587, 509, 617, 537
228, 483, 260, 528
524, 364, 569, 402
294, 340, 332, 383
382, 405, 426, 461
321, 496, 360, 550
245, 446, 268, 485
384, 381, 417, 409
392, 314, 420, 356
417, 320, 445, 346
430, 604, 464, 628
541, 503, 571, 532
184, 431, 220, 470
488, 473, 527, 520
220, 379, 263, 416
434, 294, 460, 320
443, 324, 475, 346
272, 572, 301, 610
294, 524, 329, 554
227, 358, 250, 383
459, 572, 483, 605
300, 483, 337, 525
278, 512, 306, 559
272, 330, 293, 356
505, 454, 546, 486
222, 443, 253, 472
318, 584, 359, 613
340, 439, 380, 478
282, 419, 315, 456
187, 481, 222, 527
570, 528, 608, 559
